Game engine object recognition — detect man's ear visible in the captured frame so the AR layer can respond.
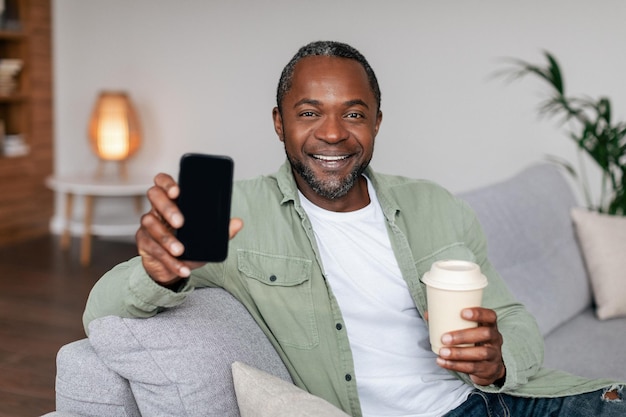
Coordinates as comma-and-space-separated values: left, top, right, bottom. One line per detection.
272, 107, 284, 142
374, 110, 383, 136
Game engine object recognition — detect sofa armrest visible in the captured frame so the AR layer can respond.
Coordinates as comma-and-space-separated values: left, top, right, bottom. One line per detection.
87, 287, 292, 417
56, 339, 141, 417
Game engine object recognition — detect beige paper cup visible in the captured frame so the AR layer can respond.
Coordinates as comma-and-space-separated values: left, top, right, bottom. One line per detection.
422, 260, 488, 354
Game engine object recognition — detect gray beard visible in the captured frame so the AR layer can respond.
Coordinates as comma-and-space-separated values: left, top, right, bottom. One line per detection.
286, 152, 368, 200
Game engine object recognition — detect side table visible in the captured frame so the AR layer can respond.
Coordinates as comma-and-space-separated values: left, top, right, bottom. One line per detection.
46, 174, 153, 266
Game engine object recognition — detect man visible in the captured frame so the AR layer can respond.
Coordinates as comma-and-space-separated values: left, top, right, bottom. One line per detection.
84, 41, 623, 416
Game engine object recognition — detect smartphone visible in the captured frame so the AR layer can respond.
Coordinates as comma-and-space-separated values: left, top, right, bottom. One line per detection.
175, 153, 234, 262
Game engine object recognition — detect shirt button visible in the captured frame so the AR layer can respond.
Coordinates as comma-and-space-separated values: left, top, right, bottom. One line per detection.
269, 275, 277, 282
336, 323, 343, 330
345, 374, 352, 382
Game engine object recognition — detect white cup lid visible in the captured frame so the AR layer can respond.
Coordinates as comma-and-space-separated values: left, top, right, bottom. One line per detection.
421, 260, 488, 290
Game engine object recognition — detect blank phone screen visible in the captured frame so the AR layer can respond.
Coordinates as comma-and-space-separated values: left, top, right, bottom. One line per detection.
176, 153, 233, 262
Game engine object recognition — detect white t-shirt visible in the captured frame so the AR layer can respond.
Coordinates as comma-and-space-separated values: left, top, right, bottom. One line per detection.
299, 177, 472, 417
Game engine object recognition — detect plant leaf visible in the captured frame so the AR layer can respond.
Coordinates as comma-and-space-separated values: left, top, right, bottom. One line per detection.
544, 51, 565, 95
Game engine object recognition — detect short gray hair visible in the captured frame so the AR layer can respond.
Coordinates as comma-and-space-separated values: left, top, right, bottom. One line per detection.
276, 41, 381, 113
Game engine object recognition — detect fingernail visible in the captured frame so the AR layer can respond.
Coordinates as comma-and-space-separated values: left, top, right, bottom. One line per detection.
179, 266, 190, 277
169, 185, 179, 198
462, 309, 473, 319
171, 213, 183, 228
441, 334, 453, 344
171, 242, 184, 255
439, 347, 451, 357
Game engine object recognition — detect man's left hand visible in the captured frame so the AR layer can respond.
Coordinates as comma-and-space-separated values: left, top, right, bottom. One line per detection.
434, 307, 506, 386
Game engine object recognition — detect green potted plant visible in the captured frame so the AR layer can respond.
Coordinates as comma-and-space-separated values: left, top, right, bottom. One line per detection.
499, 52, 626, 215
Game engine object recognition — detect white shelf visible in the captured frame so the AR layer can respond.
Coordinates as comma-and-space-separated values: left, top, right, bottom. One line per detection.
46, 173, 153, 265
46, 174, 153, 196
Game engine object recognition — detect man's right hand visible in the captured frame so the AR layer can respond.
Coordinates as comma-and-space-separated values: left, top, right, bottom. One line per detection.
135, 173, 243, 287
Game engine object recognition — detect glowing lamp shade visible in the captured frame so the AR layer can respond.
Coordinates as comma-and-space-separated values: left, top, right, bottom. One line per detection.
89, 92, 141, 163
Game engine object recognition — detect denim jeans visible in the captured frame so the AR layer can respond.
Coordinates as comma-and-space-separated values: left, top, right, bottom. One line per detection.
444, 386, 624, 417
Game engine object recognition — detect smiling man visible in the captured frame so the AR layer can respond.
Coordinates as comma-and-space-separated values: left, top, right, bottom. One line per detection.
84, 41, 624, 416
273, 52, 382, 211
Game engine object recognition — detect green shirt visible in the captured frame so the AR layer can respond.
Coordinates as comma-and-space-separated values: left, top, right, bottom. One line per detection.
84, 161, 617, 416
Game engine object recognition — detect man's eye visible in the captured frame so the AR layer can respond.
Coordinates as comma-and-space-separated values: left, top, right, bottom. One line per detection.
300, 111, 316, 117
346, 112, 364, 119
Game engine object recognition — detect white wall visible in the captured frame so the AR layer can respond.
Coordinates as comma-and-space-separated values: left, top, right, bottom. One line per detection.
51, 0, 626, 230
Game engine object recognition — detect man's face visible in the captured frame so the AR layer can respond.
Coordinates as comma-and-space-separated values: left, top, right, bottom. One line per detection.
273, 55, 382, 211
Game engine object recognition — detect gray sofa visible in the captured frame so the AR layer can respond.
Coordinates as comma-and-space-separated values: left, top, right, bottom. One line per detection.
47, 163, 626, 416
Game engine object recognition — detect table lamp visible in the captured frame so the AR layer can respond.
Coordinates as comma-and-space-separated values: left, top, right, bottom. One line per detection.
89, 91, 141, 179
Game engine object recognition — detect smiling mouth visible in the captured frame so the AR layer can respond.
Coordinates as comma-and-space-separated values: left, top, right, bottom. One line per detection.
312, 154, 350, 161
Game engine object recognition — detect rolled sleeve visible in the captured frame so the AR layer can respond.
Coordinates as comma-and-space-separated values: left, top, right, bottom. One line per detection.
83, 256, 194, 334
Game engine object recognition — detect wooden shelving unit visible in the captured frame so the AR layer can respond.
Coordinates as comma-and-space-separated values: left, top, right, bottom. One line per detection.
0, 0, 53, 247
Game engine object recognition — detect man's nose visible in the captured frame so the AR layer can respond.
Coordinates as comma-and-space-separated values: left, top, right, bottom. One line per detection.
315, 115, 349, 143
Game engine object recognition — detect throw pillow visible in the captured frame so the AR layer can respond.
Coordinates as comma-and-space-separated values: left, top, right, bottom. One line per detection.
571, 207, 626, 319
88, 288, 292, 417
232, 361, 350, 417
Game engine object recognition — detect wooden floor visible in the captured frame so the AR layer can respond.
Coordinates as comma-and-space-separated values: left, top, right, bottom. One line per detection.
0, 235, 137, 417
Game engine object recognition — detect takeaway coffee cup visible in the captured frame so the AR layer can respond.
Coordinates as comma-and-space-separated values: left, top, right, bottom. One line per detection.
422, 260, 488, 354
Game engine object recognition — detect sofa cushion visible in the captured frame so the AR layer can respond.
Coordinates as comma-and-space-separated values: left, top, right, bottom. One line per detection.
459, 163, 592, 336
543, 307, 626, 381
571, 207, 626, 320
88, 288, 292, 417
232, 361, 350, 417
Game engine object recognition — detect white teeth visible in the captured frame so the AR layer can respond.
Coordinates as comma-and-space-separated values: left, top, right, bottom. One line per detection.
314, 155, 348, 161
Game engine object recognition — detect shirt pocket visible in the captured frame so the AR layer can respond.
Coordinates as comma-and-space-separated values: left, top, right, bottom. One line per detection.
415, 243, 478, 282
237, 250, 319, 349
